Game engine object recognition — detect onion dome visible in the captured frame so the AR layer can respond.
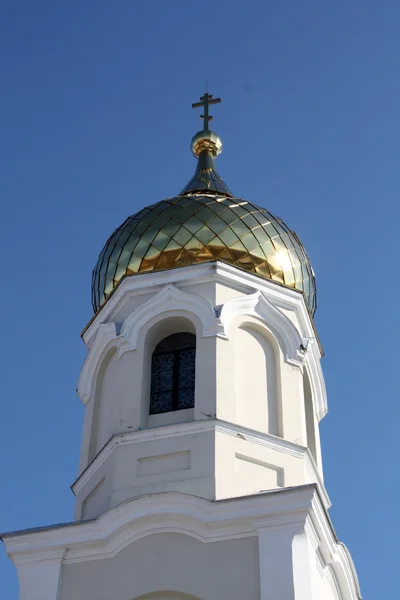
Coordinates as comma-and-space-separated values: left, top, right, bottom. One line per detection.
92, 92, 316, 315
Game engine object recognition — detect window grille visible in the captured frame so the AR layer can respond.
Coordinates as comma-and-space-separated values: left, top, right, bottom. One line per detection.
150, 332, 196, 414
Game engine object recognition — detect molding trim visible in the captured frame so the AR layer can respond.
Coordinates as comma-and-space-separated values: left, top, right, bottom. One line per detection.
217, 290, 307, 367
304, 347, 328, 421
324, 565, 342, 600
310, 494, 362, 600
120, 283, 222, 352
11, 547, 66, 568
70, 419, 330, 510
82, 262, 316, 348
77, 280, 327, 416
79, 265, 328, 416
77, 322, 119, 404
2, 486, 362, 599
304, 449, 331, 509
4, 487, 317, 562
78, 284, 220, 405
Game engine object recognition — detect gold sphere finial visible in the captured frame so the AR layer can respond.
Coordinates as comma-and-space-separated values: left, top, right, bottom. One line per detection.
191, 130, 222, 158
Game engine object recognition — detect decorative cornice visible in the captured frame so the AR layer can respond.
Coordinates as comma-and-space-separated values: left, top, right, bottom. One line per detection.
70, 419, 330, 509
82, 262, 319, 349
4, 486, 317, 560
82, 263, 220, 347
10, 547, 66, 568
1, 486, 362, 599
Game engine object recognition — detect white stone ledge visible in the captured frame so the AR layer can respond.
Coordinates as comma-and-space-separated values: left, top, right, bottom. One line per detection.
70, 419, 330, 509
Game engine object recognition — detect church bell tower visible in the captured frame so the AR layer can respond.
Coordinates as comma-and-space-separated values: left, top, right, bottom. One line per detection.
1, 92, 362, 600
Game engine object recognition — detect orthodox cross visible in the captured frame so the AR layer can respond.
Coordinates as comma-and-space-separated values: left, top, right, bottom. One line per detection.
192, 92, 221, 131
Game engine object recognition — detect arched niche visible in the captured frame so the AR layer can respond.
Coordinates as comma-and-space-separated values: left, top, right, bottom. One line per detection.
231, 316, 282, 437
137, 314, 200, 429
89, 347, 118, 461
88, 335, 141, 461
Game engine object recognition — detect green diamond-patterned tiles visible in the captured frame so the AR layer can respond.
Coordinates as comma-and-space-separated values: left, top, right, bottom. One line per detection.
92, 194, 316, 315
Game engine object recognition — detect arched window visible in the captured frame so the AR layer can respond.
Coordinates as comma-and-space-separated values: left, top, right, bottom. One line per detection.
150, 332, 196, 415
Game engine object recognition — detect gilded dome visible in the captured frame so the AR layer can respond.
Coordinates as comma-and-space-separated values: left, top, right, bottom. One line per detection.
92, 93, 316, 315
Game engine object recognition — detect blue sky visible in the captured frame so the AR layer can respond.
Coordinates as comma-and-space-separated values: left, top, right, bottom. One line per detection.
0, 1, 398, 596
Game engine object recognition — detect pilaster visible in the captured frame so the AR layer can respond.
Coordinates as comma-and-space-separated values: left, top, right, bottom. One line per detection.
256, 513, 318, 600
13, 550, 64, 600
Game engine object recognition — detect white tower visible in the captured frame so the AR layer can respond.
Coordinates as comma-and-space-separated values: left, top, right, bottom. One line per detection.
1, 92, 362, 600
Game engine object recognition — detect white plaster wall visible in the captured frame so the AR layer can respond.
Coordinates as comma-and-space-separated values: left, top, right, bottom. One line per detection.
59, 533, 260, 600
81, 476, 106, 519
109, 430, 215, 507
214, 281, 246, 305
90, 349, 137, 460
316, 569, 341, 600
75, 429, 216, 519
8, 488, 360, 600
303, 367, 323, 474
280, 362, 307, 445
82, 275, 316, 468
75, 269, 325, 517
233, 324, 278, 435
75, 450, 116, 520
183, 280, 217, 306
214, 429, 311, 499
81, 311, 214, 472
214, 336, 235, 422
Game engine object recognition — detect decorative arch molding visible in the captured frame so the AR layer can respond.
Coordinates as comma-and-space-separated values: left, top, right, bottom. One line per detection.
78, 285, 327, 414
323, 565, 342, 600
331, 543, 362, 600
217, 291, 327, 417
120, 283, 221, 352
217, 291, 307, 367
4, 488, 361, 600
78, 285, 219, 405
304, 350, 328, 421
78, 322, 120, 404
65, 493, 242, 562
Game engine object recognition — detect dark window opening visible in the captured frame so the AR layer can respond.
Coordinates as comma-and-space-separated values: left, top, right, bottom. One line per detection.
150, 332, 196, 415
